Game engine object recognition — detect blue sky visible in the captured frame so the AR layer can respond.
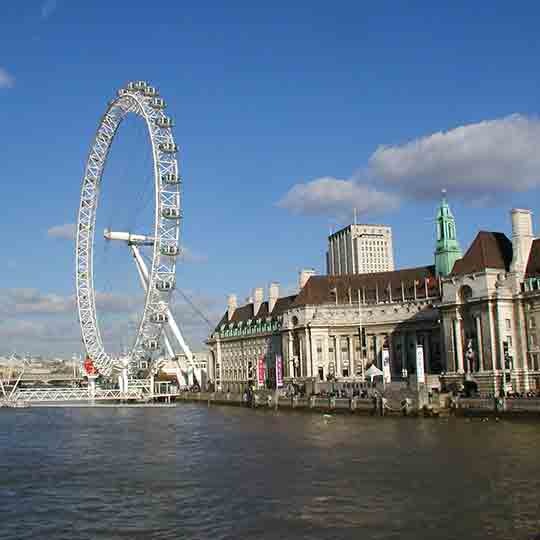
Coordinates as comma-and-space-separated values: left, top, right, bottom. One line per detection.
2, 1, 540, 356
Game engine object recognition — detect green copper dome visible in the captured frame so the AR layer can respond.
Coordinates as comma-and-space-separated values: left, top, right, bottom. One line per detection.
434, 190, 462, 276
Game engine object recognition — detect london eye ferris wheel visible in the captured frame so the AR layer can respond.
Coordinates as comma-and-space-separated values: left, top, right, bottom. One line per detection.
75, 81, 190, 377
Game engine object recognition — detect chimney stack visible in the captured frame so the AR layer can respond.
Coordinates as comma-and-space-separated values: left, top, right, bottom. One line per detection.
227, 294, 237, 321
510, 209, 534, 274
299, 268, 316, 290
269, 282, 280, 313
253, 287, 264, 316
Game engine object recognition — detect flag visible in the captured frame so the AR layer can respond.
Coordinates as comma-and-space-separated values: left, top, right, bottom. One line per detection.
275, 355, 283, 388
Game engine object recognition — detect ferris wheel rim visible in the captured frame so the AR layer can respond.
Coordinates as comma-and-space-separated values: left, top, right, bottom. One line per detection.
75, 82, 181, 376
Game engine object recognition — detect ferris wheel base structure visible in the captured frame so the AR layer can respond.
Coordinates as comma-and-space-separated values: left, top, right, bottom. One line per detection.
76, 80, 193, 382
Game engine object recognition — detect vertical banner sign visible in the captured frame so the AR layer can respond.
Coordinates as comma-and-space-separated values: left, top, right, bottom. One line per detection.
257, 355, 266, 387
416, 345, 425, 384
275, 355, 283, 388
382, 349, 391, 384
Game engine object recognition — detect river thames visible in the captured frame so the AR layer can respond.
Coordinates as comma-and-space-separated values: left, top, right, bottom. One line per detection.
1, 405, 539, 540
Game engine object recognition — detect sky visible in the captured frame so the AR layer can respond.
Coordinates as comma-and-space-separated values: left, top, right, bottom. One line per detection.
2, 1, 540, 357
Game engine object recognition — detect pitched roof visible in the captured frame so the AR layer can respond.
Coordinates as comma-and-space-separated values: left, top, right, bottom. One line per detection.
292, 266, 438, 307
451, 231, 512, 275
525, 238, 540, 278
214, 295, 297, 330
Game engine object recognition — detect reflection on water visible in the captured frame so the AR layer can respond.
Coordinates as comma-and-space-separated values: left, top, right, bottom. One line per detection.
1, 406, 539, 540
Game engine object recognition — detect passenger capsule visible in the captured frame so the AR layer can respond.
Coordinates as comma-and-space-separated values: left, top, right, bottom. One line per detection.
155, 116, 173, 128
162, 173, 180, 184
143, 339, 160, 350
150, 97, 166, 109
150, 313, 169, 323
117, 88, 129, 96
158, 142, 178, 153
144, 86, 157, 97
162, 207, 180, 219
135, 80, 148, 90
127, 82, 137, 91
156, 280, 175, 291
160, 244, 179, 256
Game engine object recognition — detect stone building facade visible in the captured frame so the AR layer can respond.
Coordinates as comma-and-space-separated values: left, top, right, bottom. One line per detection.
208, 199, 540, 396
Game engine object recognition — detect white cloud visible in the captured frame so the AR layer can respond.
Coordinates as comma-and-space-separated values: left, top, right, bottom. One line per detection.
0, 286, 222, 356
3, 288, 74, 314
368, 114, 540, 199
95, 291, 143, 313
41, 0, 58, 19
0, 288, 143, 316
277, 176, 399, 219
0, 67, 15, 89
180, 247, 208, 264
47, 223, 76, 240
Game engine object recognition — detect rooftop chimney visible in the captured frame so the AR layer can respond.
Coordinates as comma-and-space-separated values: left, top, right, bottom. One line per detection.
510, 208, 534, 275
253, 287, 264, 316
227, 294, 237, 321
299, 268, 316, 290
269, 282, 280, 313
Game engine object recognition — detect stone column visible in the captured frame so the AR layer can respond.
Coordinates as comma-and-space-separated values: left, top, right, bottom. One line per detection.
348, 335, 353, 377
516, 299, 530, 391
475, 316, 484, 371
374, 334, 381, 369
298, 335, 304, 378
287, 332, 294, 378
216, 337, 223, 391
305, 328, 312, 378
323, 335, 329, 378
335, 335, 341, 378
400, 332, 407, 374
423, 333, 431, 374
411, 332, 418, 374
487, 301, 497, 372
454, 317, 465, 373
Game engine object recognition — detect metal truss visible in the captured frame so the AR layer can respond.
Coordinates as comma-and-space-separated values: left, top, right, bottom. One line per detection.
12, 378, 155, 402
76, 82, 181, 376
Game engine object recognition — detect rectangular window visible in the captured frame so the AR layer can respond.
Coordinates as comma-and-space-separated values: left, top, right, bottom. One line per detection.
530, 317, 537, 329
506, 335, 512, 347
316, 338, 323, 365
505, 319, 511, 330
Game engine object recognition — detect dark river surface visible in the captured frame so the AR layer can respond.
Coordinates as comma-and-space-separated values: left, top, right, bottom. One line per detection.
1, 405, 539, 540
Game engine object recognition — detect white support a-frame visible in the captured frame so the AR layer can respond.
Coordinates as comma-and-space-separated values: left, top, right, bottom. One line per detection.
131, 244, 195, 388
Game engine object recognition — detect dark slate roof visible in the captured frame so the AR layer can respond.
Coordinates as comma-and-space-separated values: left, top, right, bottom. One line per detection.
451, 231, 513, 275
525, 238, 540, 278
214, 295, 297, 330
293, 266, 439, 307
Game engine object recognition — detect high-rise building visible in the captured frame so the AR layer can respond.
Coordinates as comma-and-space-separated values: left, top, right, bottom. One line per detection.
326, 224, 394, 275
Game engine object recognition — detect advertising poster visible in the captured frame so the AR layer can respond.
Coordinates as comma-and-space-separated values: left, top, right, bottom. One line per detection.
257, 356, 266, 387
415, 345, 425, 384
275, 355, 283, 388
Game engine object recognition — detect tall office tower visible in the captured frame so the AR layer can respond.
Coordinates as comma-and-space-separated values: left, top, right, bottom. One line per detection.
326, 224, 395, 275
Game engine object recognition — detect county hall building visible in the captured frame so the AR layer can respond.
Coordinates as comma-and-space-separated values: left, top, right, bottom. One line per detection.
207, 194, 540, 396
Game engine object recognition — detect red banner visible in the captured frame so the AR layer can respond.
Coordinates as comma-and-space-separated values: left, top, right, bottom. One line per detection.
275, 355, 283, 388
257, 356, 266, 387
